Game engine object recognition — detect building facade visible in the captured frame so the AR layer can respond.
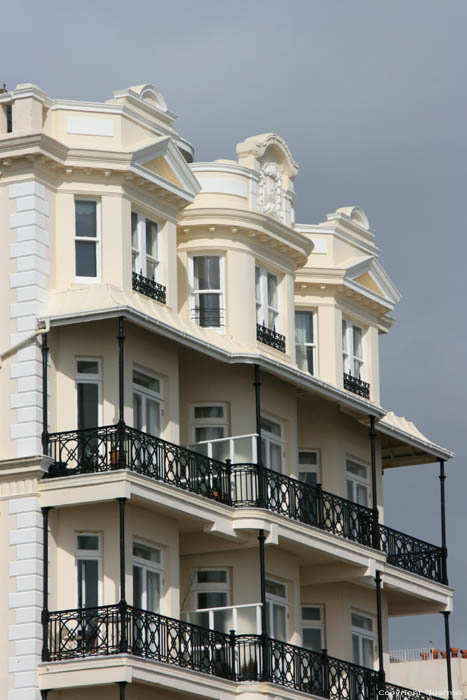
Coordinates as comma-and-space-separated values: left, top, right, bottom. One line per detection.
0, 83, 455, 700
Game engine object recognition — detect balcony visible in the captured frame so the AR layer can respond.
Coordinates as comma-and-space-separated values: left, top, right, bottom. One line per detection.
343, 372, 370, 399
45, 604, 439, 700
256, 323, 286, 352
132, 271, 166, 304
46, 425, 444, 583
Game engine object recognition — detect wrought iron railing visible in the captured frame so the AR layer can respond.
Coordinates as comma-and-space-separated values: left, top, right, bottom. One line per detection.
380, 524, 444, 583
46, 424, 231, 505
45, 426, 444, 582
190, 307, 224, 328
45, 605, 440, 700
343, 373, 370, 399
132, 271, 166, 304
256, 323, 286, 352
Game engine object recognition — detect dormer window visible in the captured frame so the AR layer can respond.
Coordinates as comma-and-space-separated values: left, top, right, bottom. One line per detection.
132, 212, 160, 282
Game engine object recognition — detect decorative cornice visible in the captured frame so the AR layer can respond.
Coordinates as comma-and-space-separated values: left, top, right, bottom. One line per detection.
236, 133, 299, 178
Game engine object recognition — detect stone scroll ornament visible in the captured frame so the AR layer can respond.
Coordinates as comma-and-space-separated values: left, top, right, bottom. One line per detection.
258, 162, 283, 219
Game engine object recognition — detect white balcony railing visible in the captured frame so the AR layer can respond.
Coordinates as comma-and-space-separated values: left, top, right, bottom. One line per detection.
182, 603, 262, 635
390, 648, 435, 662
188, 433, 258, 464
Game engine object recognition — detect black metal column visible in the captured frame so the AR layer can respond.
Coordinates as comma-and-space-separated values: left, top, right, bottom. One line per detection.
442, 611, 453, 698
369, 415, 380, 549
117, 681, 127, 699
118, 498, 128, 653
41, 333, 49, 455
40, 691, 49, 699
41, 507, 52, 661
117, 317, 126, 469
375, 571, 385, 689
439, 460, 449, 585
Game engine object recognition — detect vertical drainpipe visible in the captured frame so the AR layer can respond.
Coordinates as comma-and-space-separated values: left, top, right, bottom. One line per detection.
375, 570, 385, 691
440, 459, 452, 697
118, 498, 128, 653
41, 507, 52, 662
41, 333, 49, 455
369, 415, 380, 550
253, 364, 268, 679
117, 317, 126, 469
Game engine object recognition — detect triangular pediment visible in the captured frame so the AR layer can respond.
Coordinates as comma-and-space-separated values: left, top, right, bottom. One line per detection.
344, 257, 402, 309
130, 136, 201, 201
354, 271, 385, 296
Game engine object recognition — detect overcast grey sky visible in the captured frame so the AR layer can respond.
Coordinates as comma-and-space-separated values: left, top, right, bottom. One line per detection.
3, 0, 466, 651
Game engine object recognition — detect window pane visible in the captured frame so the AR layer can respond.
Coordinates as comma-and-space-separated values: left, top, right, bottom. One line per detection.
352, 613, 373, 631
267, 273, 278, 308
299, 452, 317, 465
194, 406, 224, 419
133, 392, 143, 431
75, 201, 97, 238
347, 461, 367, 479
198, 293, 221, 327
194, 256, 220, 290
146, 220, 158, 258
265, 580, 286, 598
255, 266, 261, 302
133, 371, 160, 394
299, 470, 318, 487
77, 383, 98, 431
146, 397, 160, 437
78, 559, 98, 608
303, 627, 322, 652
363, 637, 374, 667
198, 592, 228, 609
133, 565, 142, 608
131, 212, 139, 249
356, 483, 368, 506
195, 426, 225, 442
295, 311, 313, 344
147, 570, 160, 613
261, 417, 281, 436
302, 606, 321, 621
77, 535, 99, 551
353, 326, 363, 358
352, 634, 360, 665
75, 241, 97, 277
197, 570, 227, 584
272, 602, 286, 641
133, 543, 161, 563
346, 480, 354, 501
77, 360, 99, 375
269, 442, 282, 472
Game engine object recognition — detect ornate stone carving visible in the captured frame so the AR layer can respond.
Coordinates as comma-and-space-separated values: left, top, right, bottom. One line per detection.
258, 162, 283, 218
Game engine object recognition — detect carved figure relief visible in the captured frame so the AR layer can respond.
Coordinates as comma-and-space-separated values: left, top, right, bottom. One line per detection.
258, 163, 283, 219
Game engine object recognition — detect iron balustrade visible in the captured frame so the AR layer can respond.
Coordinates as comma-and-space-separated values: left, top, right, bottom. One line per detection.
46, 427, 444, 582
256, 323, 286, 352
190, 307, 224, 328
45, 606, 441, 700
343, 372, 370, 399
132, 271, 167, 304
46, 424, 231, 505
379, 524, 444, 583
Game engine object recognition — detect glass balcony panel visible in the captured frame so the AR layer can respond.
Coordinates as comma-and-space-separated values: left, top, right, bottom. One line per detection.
237, 605, 259, 634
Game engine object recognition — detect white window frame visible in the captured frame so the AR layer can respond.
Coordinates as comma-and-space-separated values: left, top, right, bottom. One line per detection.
260, 415, 284, 473
189, 254, 225, 330
297, 449, 321, 486
342, 318, 365, 379
192, 568, 231, 610
256, 265, 280, 331
351, 611, 376, 669
131, 210, 161, 282
192, 403, 228, 443
132, 540, 164, 612
265, 578, 288, 641
75, 532, 102, 608
75, 358, 102, 430
132, 367, 163, 437
295, 309, 318, 375
346, 458, 370, 507
74, 198, 100, 283
302, 604, 325, 652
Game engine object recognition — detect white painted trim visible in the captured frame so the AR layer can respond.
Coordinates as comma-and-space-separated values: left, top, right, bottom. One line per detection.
67, 116, 114, 137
